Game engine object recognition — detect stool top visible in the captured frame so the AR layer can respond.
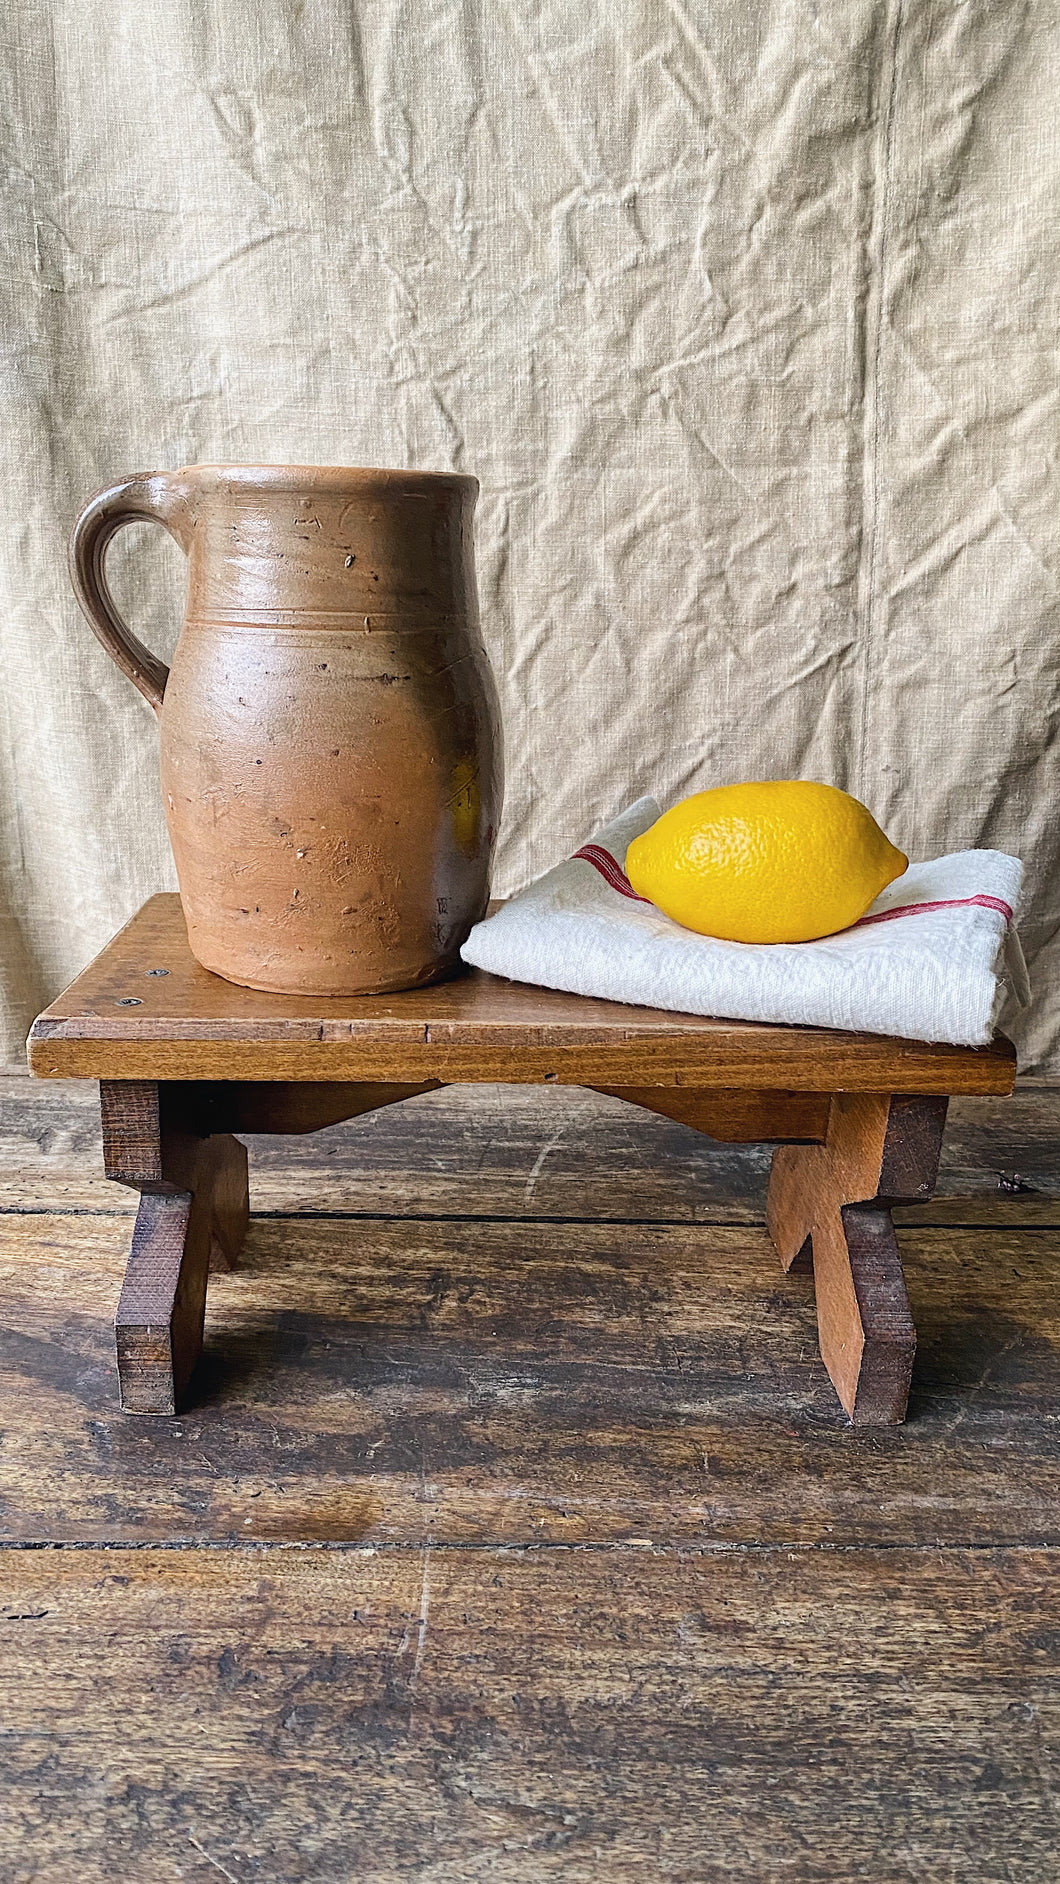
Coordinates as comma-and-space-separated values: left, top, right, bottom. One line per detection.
28, 894, 1016, 1093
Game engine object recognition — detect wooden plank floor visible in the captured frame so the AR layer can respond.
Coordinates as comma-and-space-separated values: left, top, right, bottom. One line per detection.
2, 1076, 1060, 1881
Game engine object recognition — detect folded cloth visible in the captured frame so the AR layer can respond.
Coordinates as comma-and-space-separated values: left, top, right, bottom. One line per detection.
461, 798, 1027, 1047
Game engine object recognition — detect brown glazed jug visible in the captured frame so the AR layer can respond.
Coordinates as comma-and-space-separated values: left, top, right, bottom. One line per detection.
69, 465, 503, 994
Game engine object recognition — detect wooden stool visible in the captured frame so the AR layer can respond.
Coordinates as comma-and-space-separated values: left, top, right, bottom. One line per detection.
28, 895, 1015, 1424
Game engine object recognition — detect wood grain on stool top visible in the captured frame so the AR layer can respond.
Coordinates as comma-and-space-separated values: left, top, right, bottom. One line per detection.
27, 894, 1017, 1091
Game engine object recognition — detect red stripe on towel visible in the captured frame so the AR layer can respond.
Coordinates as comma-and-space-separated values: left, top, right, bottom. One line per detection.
572, 843, 652, 903
853, 893, 1013, 929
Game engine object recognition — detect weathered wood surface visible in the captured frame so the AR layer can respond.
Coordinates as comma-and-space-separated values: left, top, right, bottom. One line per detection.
4, 1205, 1060, 1546
3, 1546, 1060, 1881
1, 1077, 1057, 1221
27, 893, 1016, 1090
3, 1079, 1060, 1877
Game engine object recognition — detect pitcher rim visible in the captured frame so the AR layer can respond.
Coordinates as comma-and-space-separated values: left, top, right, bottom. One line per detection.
176, 463, 479, 494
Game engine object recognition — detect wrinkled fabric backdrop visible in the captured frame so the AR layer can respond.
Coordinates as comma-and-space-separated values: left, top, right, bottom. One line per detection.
2, 0, 1058, 1068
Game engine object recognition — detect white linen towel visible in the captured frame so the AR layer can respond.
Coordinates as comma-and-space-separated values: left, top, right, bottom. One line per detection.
462, 798, 1027, 1046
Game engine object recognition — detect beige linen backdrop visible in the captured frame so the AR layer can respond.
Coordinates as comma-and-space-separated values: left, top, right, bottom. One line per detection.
2, 1, 1058, 1067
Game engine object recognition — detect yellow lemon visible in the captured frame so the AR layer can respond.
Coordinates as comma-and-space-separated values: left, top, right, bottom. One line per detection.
625, 781, 907, 943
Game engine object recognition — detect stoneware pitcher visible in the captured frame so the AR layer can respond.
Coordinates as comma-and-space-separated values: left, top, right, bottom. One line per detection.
69, 465, 503, 995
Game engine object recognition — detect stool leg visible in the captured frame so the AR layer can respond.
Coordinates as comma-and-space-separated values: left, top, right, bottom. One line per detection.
101, 1081, 249, 1414
767, 1094, 948, 1424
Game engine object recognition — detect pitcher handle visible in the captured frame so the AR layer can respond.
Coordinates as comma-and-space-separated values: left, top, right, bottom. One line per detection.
69, 472, 196, 716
